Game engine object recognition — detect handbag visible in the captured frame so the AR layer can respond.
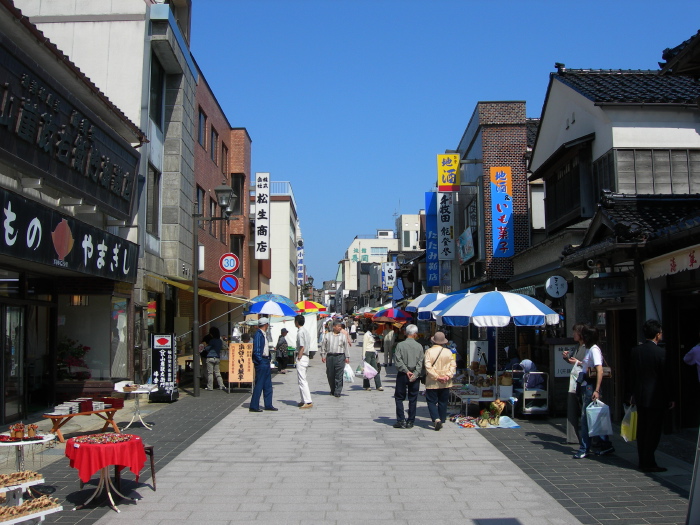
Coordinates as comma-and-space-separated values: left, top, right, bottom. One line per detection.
587, 355, 612, 380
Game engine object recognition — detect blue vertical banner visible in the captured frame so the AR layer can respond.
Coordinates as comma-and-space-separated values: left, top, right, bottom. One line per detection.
490, 167, 514, 257
425, 192, 439, 289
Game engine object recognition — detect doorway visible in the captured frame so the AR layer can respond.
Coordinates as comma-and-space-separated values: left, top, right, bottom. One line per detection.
2, 306, 25, 423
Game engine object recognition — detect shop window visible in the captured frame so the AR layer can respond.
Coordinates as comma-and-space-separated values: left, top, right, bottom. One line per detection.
149, 54, 165, 130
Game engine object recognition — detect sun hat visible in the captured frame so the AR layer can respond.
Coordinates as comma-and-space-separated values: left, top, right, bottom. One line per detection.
258, 317, 269, 326
431, 331, 449, 345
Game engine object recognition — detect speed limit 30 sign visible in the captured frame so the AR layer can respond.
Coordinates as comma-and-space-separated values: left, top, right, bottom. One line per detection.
219, 253, 240, 273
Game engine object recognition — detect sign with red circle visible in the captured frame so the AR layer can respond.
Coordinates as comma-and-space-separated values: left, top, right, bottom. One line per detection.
219, 275, 239, 294
219, 253, 239, 273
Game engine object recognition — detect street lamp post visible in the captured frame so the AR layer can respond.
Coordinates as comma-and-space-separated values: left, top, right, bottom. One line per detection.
192, 182, 237, 397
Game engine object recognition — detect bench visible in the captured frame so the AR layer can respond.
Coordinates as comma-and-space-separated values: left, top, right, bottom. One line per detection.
42, 408, 121, 443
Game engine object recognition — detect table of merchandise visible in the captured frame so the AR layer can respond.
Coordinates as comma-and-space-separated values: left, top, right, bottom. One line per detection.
0, 472, 62, 524
114, 386, 157, 431
452, 390, 516, 419
0, 433, 56, 471
42, 408, 121, 443
65, 434, 146, 513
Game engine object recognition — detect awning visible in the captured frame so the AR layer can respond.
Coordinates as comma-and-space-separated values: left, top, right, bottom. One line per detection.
642, 243, 700, 280
148, 274, 249, 304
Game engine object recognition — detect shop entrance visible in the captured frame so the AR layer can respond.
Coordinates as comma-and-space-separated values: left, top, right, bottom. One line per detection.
675, 293, 700, 428
1, 306, 25, 423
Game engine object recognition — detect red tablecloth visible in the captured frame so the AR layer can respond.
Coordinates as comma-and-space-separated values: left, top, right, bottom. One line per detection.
65, 434, 146, 483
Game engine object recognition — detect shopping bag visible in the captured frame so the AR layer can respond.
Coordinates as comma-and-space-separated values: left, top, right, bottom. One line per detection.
363, 361, 378, 379
343, 363, 355, 383
586, 399, 613, 437
355, 364, 364, 377
621, 404, 638, 442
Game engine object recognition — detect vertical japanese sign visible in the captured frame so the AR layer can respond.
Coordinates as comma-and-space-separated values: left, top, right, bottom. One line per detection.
425, 192, 439, 289
437, 192, 455, 261
490, 167, 514, 257
437, 154, 460, 192
228, 342, 254, 383
382, 262, 396, 291
297, 246, 304, 286
254, 172, 270, 260
149, 334, 179, 402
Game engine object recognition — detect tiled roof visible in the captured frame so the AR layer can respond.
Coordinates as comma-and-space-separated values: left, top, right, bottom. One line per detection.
554, 69, 700, 104
598, 192, 700, 242
526, 118, 539, 149
660, 30, 700, 66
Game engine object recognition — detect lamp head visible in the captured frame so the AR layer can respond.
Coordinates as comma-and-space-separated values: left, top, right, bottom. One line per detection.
214, 182, 236, 215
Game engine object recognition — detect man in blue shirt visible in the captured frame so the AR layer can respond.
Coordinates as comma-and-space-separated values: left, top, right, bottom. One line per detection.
249, 318, 277, 412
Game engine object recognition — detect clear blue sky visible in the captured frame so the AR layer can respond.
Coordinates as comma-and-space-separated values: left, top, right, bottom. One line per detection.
190, 0, 700, 284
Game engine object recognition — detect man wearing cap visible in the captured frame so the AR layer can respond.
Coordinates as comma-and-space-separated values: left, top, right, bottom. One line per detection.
320, 320, 350, 397
250, 318, 277, 412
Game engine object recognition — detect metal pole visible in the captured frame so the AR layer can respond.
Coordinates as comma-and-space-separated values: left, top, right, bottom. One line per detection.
192, 204, 200, 397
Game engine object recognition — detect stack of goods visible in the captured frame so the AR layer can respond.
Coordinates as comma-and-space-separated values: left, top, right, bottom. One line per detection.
449, 414, 477, 428
0, 495, 61, 521
0, 471, 43, 488
477, 399, 506, 427
73, 433, 131, 445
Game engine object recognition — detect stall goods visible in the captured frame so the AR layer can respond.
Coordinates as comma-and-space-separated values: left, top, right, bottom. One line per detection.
0, 472, 42, 488
0, 495, 61, 521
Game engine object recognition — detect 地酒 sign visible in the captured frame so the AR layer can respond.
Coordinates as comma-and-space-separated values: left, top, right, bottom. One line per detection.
219, 253, 239, 273
219, 275, 239, 294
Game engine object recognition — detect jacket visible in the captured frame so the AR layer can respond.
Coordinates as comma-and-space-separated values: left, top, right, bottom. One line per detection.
252, 329, 269, 365
424, 344, 456, 389
205, 338, 223, 359
629, 339, 669, 408
362, 331, 376, 354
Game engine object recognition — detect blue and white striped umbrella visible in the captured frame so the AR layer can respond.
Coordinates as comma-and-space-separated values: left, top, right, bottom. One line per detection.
415, 292, 469, 321
405, 293, 447, 312
435, 291, 559, 327
245, 300, 297, 317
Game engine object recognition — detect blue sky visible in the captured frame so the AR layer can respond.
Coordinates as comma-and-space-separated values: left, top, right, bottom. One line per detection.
190, 0, 700, 284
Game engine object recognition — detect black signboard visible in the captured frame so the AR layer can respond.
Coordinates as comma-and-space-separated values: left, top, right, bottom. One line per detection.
0, 32, 140, 220
149, 334, 179, 403
0, 187, 138, 282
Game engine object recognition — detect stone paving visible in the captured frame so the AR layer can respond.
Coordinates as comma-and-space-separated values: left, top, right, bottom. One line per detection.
15, 332, 692, 525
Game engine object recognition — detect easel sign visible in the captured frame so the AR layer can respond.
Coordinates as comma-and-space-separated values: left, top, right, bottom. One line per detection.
227, 342, 253, 390
150, 333, 179, 402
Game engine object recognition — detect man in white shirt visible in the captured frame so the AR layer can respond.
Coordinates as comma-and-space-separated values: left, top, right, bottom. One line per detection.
321, 321, 350, 397
295, 315, 313, 409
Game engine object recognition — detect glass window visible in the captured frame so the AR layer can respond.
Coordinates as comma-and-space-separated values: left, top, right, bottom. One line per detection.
197, 186, 205, 229
210, 128, 218, 164
371, 247, 388, 256
146, 164, 161, 236
149, 54, 165, 129
221, 144, 228, 175
209, 199, 216, 236
230, 235, 244, 276
198, 109, 206, 148
230, 173, 244, 215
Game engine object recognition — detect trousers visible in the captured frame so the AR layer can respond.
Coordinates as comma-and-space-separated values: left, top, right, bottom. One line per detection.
394, 371, 420, 422
362, 352, 382, 389
425, 388, 449, 423
206, 358, 223, 390
296, 355, 312, 404
326, 353, 345, 395
250, 358, 273, 410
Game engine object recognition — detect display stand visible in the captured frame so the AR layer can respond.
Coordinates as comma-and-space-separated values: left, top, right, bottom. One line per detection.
0, 434, 56, 471
0, 478, 62, 524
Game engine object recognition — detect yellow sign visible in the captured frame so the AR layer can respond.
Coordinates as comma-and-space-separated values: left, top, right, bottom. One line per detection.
228, 342, 254, 383
437, 154, 460, 191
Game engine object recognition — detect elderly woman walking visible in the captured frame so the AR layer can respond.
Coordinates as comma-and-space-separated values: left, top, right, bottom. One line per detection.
424, 331, 456, 431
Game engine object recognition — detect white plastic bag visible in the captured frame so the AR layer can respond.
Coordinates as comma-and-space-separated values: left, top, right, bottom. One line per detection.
586, 399, 613, 437
343, 363, 355, 383
363, 361, 378, 379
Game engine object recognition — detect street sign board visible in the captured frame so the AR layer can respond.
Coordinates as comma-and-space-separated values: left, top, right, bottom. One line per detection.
219, 274, 239, 294
219, 253, 239, 273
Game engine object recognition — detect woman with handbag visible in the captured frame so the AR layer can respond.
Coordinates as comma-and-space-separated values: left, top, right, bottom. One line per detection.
424, 331, 456, 431
562, 323, 586, 444
574, 324, 614, 459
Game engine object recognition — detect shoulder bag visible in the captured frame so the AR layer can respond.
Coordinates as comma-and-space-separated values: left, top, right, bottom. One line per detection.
587, 355, 612, 380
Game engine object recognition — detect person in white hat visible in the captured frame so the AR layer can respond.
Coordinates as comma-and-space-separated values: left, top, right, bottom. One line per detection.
249, 317, 277, 412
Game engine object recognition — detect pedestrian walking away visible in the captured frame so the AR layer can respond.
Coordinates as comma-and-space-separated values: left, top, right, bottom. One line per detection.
629, 319, 675, 472
350, 321, 357, 344
574, 324, 614, 459
321, 320, 349, 397
362, 323, 383, 392
249, 318, 277, 412
276, 328, 289, 374
383, 327, 395, 367
424, 331, 455, 431
295, 315, 313, 408
203, 326, 226, 391
562, 323, 586, 444
393, 324, 423, 429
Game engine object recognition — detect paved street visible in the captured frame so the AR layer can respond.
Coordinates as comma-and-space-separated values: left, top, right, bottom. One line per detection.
25, 333, 691, 525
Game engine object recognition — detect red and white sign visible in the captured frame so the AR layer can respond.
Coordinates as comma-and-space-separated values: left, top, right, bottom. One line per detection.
219, 253, 239, 273
219, 275, 239, 294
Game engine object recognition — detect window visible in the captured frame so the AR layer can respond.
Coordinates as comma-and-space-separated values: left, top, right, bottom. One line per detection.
146, 164, 161, 236
290, 261, 296, 285
219, 207, 226, 243
198, 109, 207, 148
221, 144, 228, 175
371, 247, 388, 256
149, 54, 165, 130
230, 173, 244, 215
196, 186, 205, 229
210, 128, 218, 164
209, 199, 216, 236
230, 235, 244, 276
403, 231, 410, 248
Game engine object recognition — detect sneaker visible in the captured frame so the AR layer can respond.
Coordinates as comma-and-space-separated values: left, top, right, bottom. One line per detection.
377, 387, 384, 391
299, 403, 313, 409
597, 445, 615, 456
434, 420, 443, 431
573, 451, 588, 459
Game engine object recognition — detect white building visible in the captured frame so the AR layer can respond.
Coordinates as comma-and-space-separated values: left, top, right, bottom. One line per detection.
396, 213, 421, 252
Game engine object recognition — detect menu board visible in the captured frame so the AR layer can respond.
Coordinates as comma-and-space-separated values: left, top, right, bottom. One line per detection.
149, 333, 179, 402
228, 342, 253, 383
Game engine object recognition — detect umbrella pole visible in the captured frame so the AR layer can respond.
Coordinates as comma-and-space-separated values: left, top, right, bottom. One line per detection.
495, 329, 499, 399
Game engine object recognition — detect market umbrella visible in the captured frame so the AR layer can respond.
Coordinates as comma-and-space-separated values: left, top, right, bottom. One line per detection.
295, 300, 327, 313
249, 293, 298, 310
432, 291, 559, 395
372, 308, 412, 322
357, 307, 372, 314
245, 300, 298, 317
406, 292, 447, 320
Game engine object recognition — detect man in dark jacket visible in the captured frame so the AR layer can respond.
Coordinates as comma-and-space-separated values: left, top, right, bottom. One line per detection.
629, 319, 675, 472
249, 318, 277, 412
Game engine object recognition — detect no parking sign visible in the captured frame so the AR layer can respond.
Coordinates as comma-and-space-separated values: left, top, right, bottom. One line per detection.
219, 274, 239, 294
